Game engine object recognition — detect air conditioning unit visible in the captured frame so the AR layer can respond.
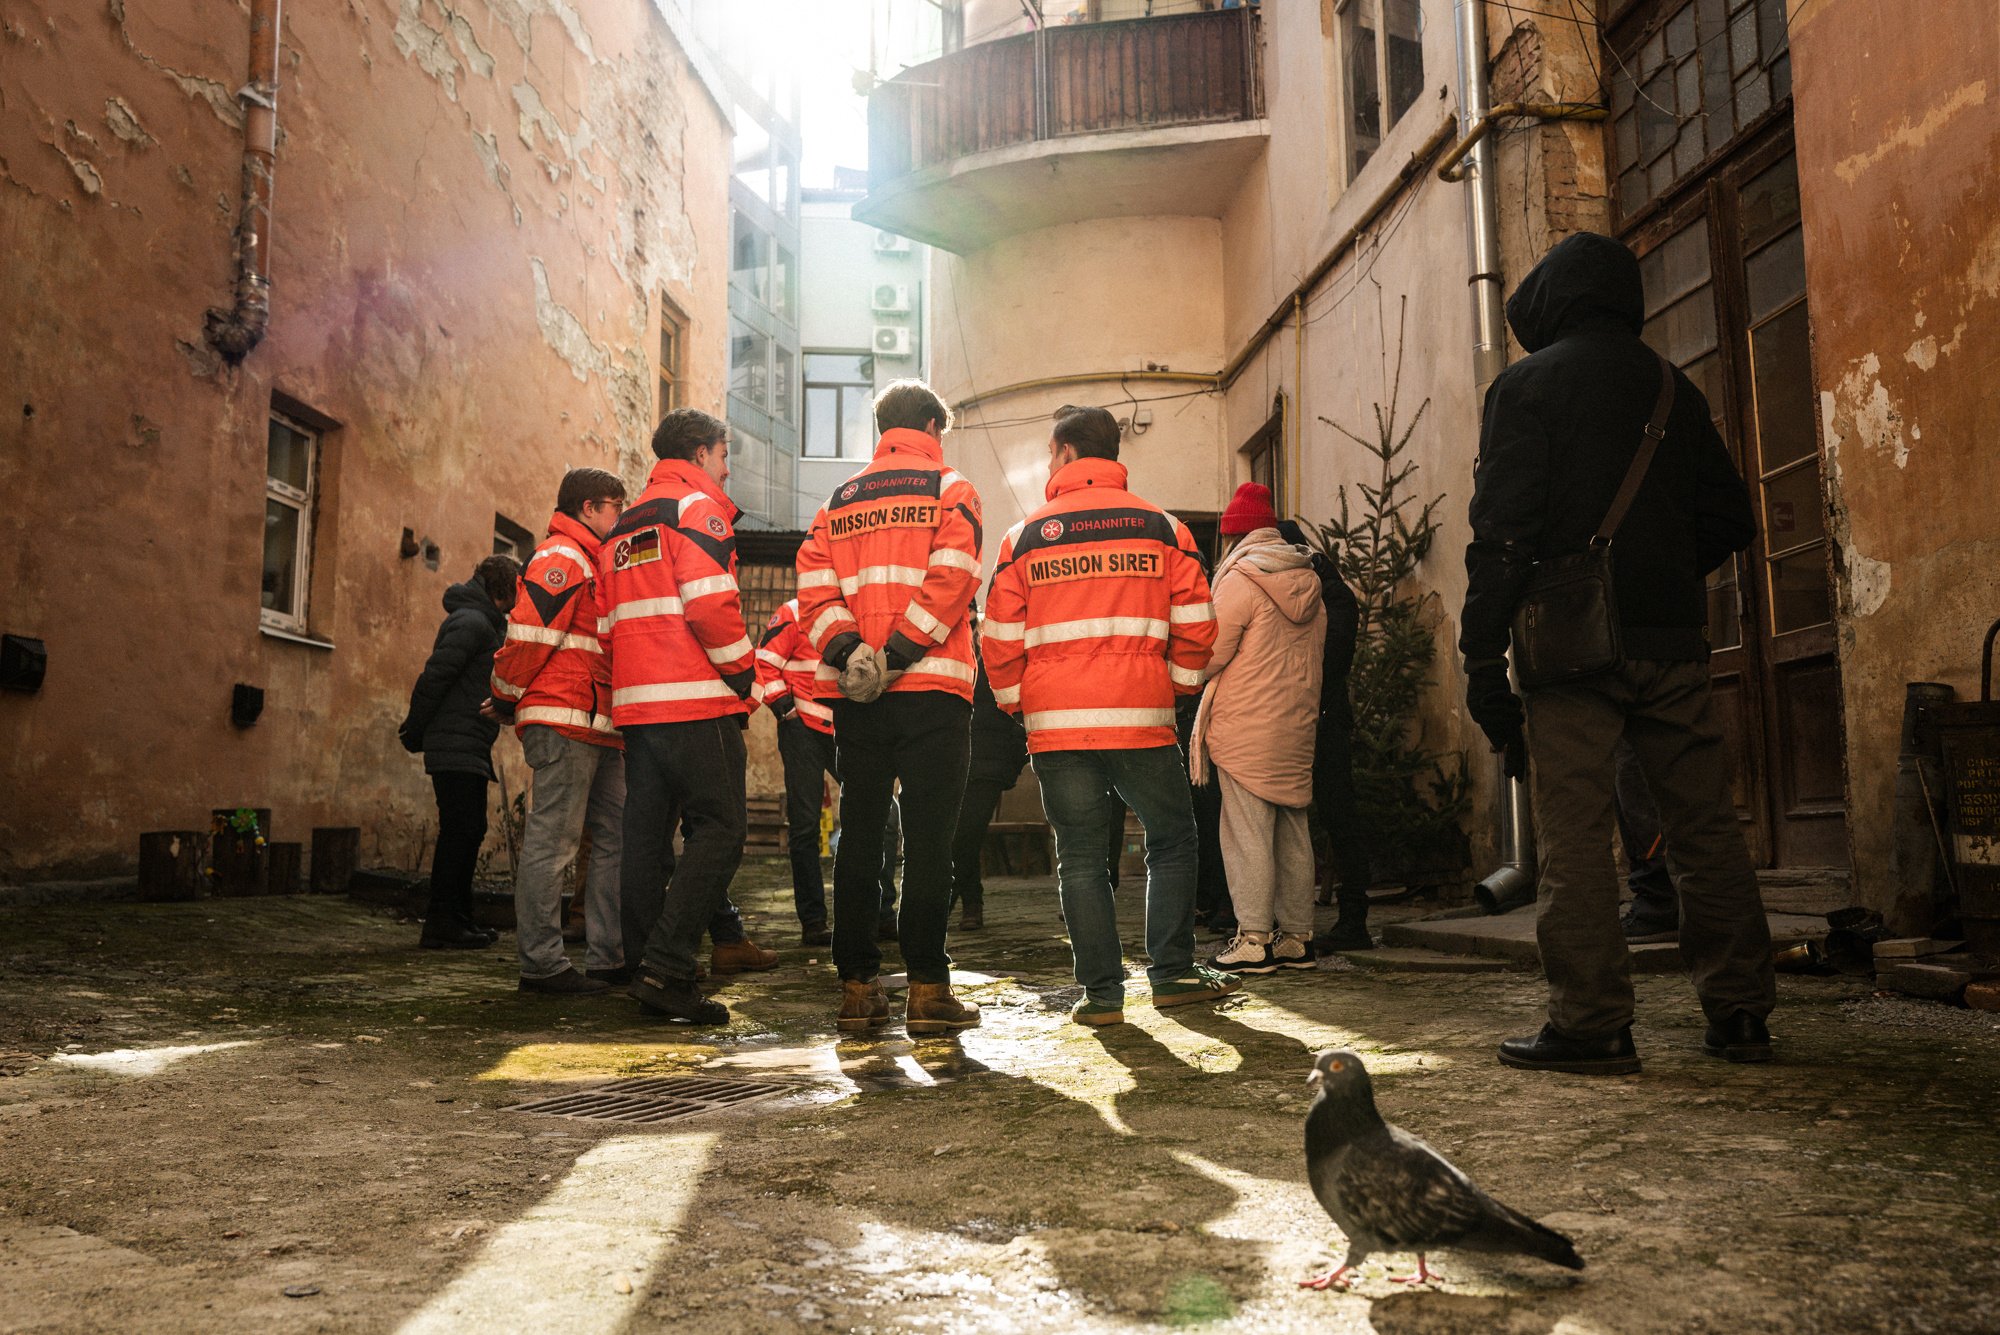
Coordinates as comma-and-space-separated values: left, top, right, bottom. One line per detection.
871, 283, 913, 315
874, 230, 914, 255
873, 326, 913, 358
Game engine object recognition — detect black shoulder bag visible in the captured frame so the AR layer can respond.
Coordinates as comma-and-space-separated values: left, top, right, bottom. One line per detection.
1509, 352, 1676, 690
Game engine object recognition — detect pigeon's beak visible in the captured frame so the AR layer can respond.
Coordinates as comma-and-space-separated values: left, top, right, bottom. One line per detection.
1305, 1069, 1322, 1087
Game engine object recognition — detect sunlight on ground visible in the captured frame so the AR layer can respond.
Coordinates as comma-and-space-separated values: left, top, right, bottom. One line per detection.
49, 1040, 257, 1076
472, 1042, 719, 1082
1236, 993, 1457, 1074
396, 1132, 716, 1334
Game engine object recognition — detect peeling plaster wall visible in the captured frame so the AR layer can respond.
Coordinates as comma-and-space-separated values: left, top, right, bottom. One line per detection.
1789, 0, 2000, 907
0, 0, 730, 879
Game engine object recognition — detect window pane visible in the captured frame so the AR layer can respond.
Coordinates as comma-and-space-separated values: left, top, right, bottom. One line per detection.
772, 149, 795, 220
772, 246, 797, 323
1749, 300, 1816, 472
1735, 69, 1771, 124
773, 346, 795, 425
1344, 0, 1380, 178
843, 387, 874, 458
730, 320, 770, 409
806, 352, 872, 384
1761, 461, 1826, 553
1769, 544, 1832, 634
804, 386, 840, 458
731, 214, 769, 302
1643, 289, 1718, 365
1738, 154, 1800, 252
1384, 0, 1423, 126
1729, 7, 1759, 74
1685, 351, 1727, 422
1640, 218, 1711, 317
262, 500, 300, 615
1745, 229, 1806, 322
268, 419, 311, 492
733, 108, 771, 204
1666, 4, 1697, 57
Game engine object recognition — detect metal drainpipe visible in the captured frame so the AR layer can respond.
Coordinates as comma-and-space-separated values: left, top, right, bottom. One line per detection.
205, 0, 283, 364
1453, 0, 1536, 912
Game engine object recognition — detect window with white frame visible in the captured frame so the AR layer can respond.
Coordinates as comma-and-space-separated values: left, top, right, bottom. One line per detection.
1336, 0, 1425, 182
802, 352, 876, 459
261, 411, 317, 633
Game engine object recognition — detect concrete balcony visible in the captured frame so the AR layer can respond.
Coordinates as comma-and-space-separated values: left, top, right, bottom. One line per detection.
857, 9, 1267, 254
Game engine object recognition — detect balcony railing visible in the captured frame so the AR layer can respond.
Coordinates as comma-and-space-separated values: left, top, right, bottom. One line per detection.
868, 8, 1263, 189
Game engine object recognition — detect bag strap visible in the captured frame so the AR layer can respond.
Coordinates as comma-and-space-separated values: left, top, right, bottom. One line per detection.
1592, 351, 1678, 545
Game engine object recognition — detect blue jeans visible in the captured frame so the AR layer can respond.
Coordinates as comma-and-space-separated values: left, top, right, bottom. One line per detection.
1033, 746, 1198, 1005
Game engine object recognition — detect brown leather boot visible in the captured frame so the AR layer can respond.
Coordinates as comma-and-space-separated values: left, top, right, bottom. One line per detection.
905, 981, 980, 1034
710, 937, 778, 975
837, 978, 891, 1032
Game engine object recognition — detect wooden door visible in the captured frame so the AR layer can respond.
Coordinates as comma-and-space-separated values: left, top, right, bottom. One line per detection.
1628, 129, 1848, 868
1714, 140, 1848, 866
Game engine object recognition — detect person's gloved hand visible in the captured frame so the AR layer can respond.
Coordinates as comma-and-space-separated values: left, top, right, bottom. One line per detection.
838, 644, 890, 703
823, 632, 863, 672
768, 693, 796, 719
397, 720, 423, 754
1465, 662, 1525, 770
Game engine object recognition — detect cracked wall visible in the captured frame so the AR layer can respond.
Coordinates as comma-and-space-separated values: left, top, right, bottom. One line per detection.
0, 0, 730, 878
1790, 0, 2000, 907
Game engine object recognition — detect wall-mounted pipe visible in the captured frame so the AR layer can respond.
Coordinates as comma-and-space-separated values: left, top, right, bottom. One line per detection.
204, 0, 283, 364
1452, 0, 1507, 394
1436, 102, 1608, 183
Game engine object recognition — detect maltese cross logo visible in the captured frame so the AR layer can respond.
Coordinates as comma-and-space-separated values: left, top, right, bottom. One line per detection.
1040, 519, 1065, 542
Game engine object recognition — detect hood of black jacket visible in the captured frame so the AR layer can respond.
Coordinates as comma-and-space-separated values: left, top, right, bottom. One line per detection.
442, 580, 503, 630
1505, 232, 1645, 353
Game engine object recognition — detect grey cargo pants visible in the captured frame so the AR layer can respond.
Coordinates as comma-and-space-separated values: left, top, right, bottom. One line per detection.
1524, 658, 1775, 1037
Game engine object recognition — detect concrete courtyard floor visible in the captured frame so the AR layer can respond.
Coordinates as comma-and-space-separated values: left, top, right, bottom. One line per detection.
3, 862, 1998, 1334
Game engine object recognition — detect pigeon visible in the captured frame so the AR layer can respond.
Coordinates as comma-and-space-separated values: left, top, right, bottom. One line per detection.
1300, 1048, 1585, 1290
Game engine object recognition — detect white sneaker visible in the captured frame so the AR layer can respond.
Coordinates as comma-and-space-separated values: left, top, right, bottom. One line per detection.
1271, 932, 1318, 970
1213, 930, 1276, 974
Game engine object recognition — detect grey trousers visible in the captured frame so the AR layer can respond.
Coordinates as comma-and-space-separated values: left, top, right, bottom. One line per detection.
513, 726, 625, 978
1216, 767, 1315, 936
1525, 659, 1775, 1037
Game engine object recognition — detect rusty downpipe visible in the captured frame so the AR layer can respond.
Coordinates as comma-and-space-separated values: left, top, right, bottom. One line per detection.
205, 0, 283, 364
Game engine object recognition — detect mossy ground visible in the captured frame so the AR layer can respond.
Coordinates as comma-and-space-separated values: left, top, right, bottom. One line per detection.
2, 863, 1998, 1333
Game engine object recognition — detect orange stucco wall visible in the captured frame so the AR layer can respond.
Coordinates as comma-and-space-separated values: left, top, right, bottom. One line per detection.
1789, 0, 2000, 907
0, 0, 730, 879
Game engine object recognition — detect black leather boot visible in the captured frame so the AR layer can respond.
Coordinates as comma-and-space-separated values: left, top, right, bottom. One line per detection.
629, 972, 729, 1025
1498, 1023, 1642, 1075
1702, 1011, 1773, 1062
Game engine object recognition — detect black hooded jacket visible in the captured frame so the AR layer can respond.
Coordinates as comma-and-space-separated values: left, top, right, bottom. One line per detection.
400, 580, 507, 779
1460, 232, 1755, 667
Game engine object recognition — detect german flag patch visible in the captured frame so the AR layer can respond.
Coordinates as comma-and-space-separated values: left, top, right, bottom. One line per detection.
613, 526, 663, 569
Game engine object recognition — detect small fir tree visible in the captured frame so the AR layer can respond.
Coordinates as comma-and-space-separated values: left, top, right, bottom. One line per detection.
1306, 318, 1470, 884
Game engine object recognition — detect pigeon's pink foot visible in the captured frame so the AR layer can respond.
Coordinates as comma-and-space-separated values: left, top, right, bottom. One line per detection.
1298, 1266, 1353, 1291
1389, 1255, 1444, 1286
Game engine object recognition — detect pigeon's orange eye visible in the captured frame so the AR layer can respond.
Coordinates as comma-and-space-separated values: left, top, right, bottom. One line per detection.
1329, 1060, 1345, 1072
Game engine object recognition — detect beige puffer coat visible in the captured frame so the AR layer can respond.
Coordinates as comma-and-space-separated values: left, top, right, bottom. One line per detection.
1189, 528, 1327, 807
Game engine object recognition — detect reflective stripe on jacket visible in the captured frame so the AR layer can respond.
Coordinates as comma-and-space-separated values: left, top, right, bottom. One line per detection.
596, 458, 754, 727
754, 597, 834, 735
490, 510, 619, 747
794, 428, 983, 703
983, 457, 1216, 753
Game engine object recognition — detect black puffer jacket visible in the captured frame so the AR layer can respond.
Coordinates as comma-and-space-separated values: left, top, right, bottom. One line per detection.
400, 581, 506, 779
1460, 232, 1756, 667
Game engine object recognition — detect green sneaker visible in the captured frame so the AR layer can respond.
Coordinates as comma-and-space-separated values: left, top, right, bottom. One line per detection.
1150, 966, 1242, 1009
1071, 998, 1126, 1027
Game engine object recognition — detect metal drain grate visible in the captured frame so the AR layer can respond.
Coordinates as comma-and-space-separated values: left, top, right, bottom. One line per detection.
505, 1075, 799, 1124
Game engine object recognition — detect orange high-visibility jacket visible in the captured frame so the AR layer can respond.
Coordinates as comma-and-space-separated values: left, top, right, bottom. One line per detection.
983, 457, 1216, 753
595, 458, 755, 727
794, 428, 983, 703
754, 598, 833, 735
490, 511, 619, 747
